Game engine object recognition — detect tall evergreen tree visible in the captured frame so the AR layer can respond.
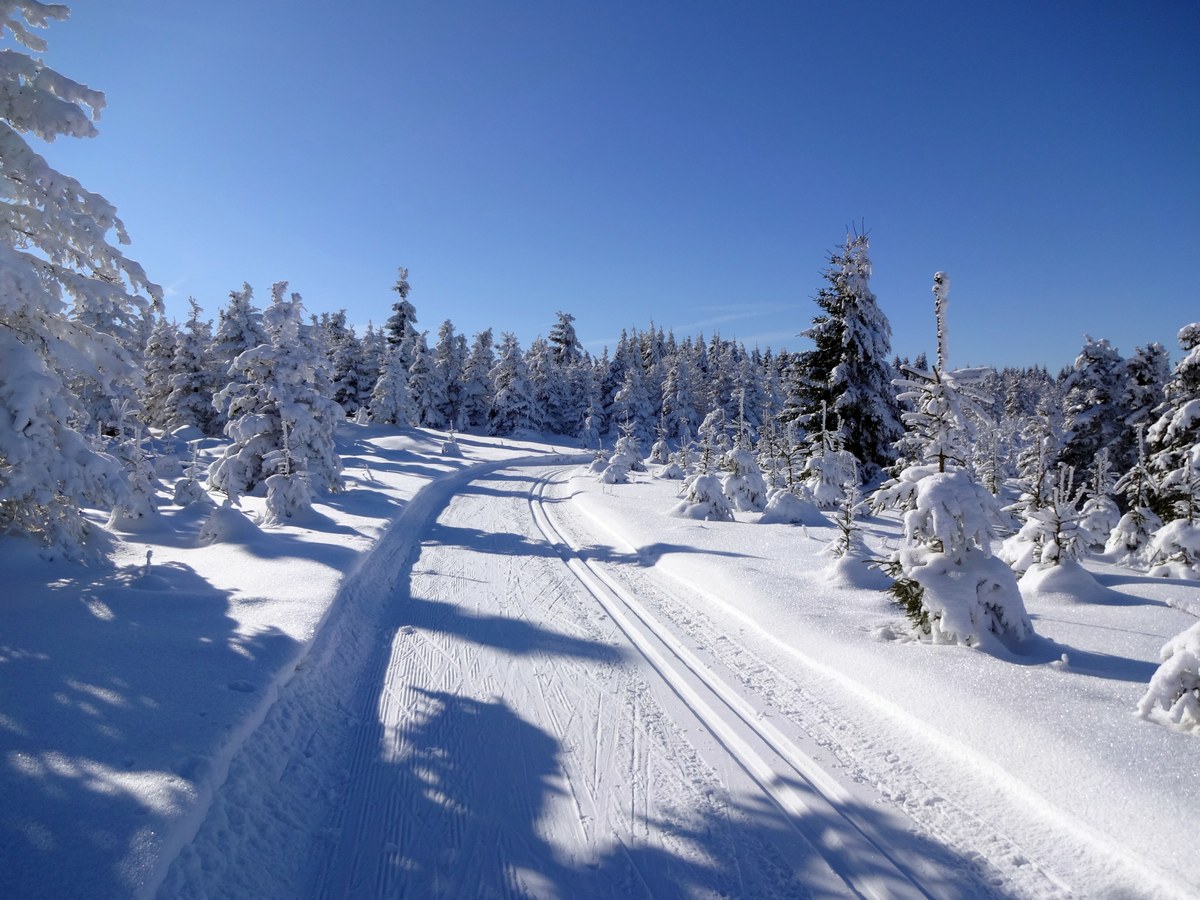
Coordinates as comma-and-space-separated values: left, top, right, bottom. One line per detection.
790, 232, 903, 478
459, 328, 496, 429
141, 315, 181, 429
408, 331, 447, 428
433, 320, 468, 430
370, 343, 415, 426
209, 283, 344, 500
166, 298, 219, 435
489, 332, 536, 434
1147, 324, 1200, 522
384, 265, 417, 356
548, 310, 583, 367
0, 2, 161, 556
210, 284, 268, 432
1058, 336, 1125, 484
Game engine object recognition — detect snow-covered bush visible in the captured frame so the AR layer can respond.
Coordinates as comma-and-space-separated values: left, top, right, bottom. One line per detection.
197, 499, 259, 546
107, 425, 163, 533
1147, 519, 1200, 579
671, 474, 734, 521
821, 481, 889, 588
610, 426, 646, 473
878, 467, 1034, 651
1137, 620, 1200, 733
655, 462, 685, 480
646, 418, 672, 465
262, 471, 312, 526
1002, 465, 1086, 572
1079, 493, 1121, 551
721, 446, 767, 512
759, 489, 828, 526
1105, 507, 1164, 562
259, 421, 313, 525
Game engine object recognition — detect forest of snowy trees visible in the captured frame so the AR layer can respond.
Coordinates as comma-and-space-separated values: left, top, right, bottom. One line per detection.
4, 1, 1200, 722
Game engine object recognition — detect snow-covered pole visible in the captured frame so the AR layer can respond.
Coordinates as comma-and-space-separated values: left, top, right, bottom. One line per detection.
933, 271, 951, 373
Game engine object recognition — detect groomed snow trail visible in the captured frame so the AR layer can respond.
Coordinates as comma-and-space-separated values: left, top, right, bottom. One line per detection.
309, 463, 864, 899
162, 460, 1100, 898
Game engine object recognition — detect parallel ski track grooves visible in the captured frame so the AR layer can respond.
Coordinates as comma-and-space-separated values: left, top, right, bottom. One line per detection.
528, 473, 930, 900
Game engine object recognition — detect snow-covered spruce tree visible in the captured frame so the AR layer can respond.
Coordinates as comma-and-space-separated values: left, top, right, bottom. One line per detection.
0, 2, 163, 556
599, 418, 644, 484
141, 314, 180, 429
1137, 619, 1200, 734
647, 416, 672, 465
1077, 448, 1120, 551
358, 322, 385, 401
801, 402, 860, 509
208, 283, 344, 501
459, 328, 496, 430
210, 283, 267, 433
488, 332, 536, 435
788, 232, 904, 479
261, 418, 312, 525
107, 417, 161, 532
1146, 323, 1200, 522
319, 310, 364, 416
720, 438, 768, 512
165, 297, 218, 435
384, 266, 417, 353
1146, 444, 1200, 578
873, 273, 1033, 652
1002, 464, 1086, 574
660, 351, 700, 446
408, 330, 448, 428
758, 419, 806, 497
579, 399, 601, 450
548, 310, 583, 367
1118, 342, 1170, 463
1107, 423, 1163, 560
369, 343, 415, 426
523, 337, 558, 433
671, 471, 734, 521
693, 407, 731, 476
607, 334, 655, 444
1058, 336, 1127, 486
433, 319, 467, 430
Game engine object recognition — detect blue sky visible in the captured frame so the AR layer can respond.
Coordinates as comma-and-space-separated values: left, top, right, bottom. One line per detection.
26, 1, 1200, 371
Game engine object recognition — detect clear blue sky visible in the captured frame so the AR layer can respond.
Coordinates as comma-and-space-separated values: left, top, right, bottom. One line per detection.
26, 0, 1200, 371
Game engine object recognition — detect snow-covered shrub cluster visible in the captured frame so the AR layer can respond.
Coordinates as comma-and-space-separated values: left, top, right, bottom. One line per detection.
1138, 620, 1200, 732
671, 474, 734, 521
877, 466, 1033, 652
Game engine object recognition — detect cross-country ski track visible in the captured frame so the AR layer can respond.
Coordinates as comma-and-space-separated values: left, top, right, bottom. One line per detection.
156, 459, 1189, 899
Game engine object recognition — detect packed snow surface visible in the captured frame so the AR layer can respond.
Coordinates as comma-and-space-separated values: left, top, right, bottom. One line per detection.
2, 426, 1198, 898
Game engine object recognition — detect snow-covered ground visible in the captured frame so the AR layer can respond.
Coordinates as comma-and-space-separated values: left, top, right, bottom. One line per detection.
2, 426, 1198, 898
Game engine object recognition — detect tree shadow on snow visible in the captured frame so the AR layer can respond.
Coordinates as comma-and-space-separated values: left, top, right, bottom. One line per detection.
0, 554, 300, 900
397, 596, 628, 663
1007, 628, 1160, 683
313, 688, 1020, 899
